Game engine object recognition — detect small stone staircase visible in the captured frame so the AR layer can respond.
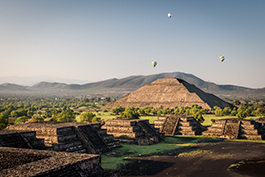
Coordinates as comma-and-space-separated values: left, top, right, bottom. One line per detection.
161, 116, 179, 136
154, 115, 204, 136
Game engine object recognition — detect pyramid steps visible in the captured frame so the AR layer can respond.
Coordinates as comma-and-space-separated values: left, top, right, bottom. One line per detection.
102, 119, 164, 145
8, 122, 120, 154
154, 115, 204, 136
203, 119, 264, 140
161, 116, 179, 136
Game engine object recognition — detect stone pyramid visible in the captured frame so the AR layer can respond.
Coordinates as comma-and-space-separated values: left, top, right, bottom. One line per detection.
103, 77, 232, 109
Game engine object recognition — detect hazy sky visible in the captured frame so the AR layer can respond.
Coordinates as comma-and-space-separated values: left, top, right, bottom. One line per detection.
0, 0, 265, 88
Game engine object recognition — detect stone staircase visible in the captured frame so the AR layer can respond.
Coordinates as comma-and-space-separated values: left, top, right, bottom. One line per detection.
202, 119, 264, 140
102, 119, 164, 145
154, 115, 204, 136
221, 119, 240, 139
161, 116, 179, 136
178, 116, 204, 135
239, 120, 263, 140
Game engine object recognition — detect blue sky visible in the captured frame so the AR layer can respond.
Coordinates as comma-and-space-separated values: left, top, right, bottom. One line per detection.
0, 0, 265, 88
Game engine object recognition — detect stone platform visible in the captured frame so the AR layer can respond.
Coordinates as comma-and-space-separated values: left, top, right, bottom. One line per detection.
8, 122, 120, 154
102, 118, 164, 145
0, 129, 47, 150
202, 118, 264, 140
0, 147, 118, 177
154, 115, 205, 136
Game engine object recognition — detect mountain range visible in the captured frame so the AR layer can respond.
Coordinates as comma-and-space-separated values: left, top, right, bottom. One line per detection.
0, 72, 264, 100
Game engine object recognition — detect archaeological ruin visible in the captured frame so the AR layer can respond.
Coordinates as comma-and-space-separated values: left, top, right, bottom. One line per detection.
0, 147, 118, 177
102, 118, 164, 145
102, 77, 233, 110
202, 118, 265, 140
154, 115, 206, 136
0, 122, 120, 176
7, 122, 120, 154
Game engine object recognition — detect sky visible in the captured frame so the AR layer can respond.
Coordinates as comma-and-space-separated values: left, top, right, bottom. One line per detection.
0, 0, 265, 88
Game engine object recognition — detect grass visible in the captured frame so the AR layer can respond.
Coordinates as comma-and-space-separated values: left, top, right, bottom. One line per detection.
101, 136, 222, 169
101, 137, 196, 169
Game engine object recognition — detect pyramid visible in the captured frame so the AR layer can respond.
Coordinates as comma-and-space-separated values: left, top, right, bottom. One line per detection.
102, 77, 232, 109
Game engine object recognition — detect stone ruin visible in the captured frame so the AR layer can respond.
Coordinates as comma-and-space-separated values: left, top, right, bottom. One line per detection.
154, 115, 205, 136
0, 129, 46, 150
202, 118, 264, 140
102, 118, 164, 145
7, 122, 120, 154
0, 122, 120, 176
0, 147, 118, 177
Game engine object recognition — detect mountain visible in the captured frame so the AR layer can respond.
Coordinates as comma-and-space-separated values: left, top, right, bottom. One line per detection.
0, 72, 264, 100
0, 76, 89, 86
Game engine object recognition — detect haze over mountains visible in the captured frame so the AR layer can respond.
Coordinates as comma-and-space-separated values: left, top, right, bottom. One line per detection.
0, 72, 264, 100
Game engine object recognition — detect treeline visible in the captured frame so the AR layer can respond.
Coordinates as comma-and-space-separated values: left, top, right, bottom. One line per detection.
110, 104, 207, 123
0, 96, 112, 129
110, 101, 265, 122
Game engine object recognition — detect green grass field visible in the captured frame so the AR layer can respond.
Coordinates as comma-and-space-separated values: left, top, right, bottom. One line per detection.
101, 136, 203, 169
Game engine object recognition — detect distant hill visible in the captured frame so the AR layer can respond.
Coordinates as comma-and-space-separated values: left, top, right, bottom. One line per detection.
0, 72, 265, 100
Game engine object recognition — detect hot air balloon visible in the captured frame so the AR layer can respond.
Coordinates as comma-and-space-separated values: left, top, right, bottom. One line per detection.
152, 61, 157, 67
220, 56, 225, 62
168, 13, 172, 18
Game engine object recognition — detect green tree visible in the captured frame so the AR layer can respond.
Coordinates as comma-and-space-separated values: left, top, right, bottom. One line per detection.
111, 105, 125, 115
214, 107, 223, 116
56, 110, 75, 122
80, 112, 96, 122
236, 110, 247, 119
119, 107, 140, 119
0, 112, 9, 129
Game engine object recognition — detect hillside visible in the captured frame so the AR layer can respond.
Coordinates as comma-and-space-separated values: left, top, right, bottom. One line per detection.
0, 72, 264, 100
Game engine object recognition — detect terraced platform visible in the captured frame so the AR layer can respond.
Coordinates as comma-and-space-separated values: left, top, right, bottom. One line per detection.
8, 122, 120, 154
154, 115, 205, 136
102, 118, 164, 145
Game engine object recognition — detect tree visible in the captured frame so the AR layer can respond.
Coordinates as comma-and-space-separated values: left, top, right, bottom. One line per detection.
214, 107, 223, 116
111, 105, 125, 115
0, 112, 8, 129
56, 110, 75, 122
236, 110, 247, 119
80, 112, 96, 122
119, 107, 140, 119
234, 100, 241, 105
193, 111, 205, 123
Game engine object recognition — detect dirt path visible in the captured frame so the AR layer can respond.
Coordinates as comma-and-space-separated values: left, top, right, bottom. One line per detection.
120, 140, 265, 177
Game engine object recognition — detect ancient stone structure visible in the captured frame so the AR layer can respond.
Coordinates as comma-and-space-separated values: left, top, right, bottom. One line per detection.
102, 118, 164, 145
102, 77, 233, 110
154, 115, 205, 136
0, 147, 118, 177
0, 130, 47, 150
202, 119, 264, 140
8, 122, 120, 154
